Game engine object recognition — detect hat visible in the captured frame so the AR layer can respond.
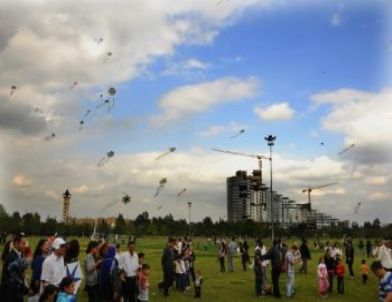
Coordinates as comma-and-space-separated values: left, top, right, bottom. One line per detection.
53, 237, 66, 250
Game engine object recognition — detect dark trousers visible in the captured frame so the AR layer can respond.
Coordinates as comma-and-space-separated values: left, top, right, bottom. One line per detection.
362, 274, 368, 284
124, 277, 137, 302
219, 257, 225, 272
195, 286, 201, 298
271, 267, 281, 298
327, 271, 335, 293
161, 270, 173, 296
337, 276, 344, 294
254, 269, 263, 296
86, 285, 99, 302
178, 273, 187, 292
347, 262, 354, 277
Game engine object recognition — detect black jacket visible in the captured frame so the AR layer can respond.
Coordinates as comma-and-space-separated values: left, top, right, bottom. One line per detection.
1, 249, 21, 287
300, 243, 311, 260
262, 245, 282, 270
161, 247, 174, 273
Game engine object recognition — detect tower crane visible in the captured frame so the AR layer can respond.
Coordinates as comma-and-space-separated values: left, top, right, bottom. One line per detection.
302, 182, 337, 211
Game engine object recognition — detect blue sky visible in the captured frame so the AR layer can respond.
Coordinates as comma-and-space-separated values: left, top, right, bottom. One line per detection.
1, 0, 391, 222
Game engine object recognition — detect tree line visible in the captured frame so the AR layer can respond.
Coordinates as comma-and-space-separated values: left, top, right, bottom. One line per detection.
0, 204, 391, 238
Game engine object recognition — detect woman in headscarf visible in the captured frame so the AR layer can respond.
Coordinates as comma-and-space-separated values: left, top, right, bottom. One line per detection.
98, 244, 118, 301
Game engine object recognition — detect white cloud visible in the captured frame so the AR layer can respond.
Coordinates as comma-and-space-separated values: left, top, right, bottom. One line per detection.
150, 76, 258, 125
73, 184, 89, 194
254, 102, 295, 121
330, 13, 342, 27
12, 174, 32, 188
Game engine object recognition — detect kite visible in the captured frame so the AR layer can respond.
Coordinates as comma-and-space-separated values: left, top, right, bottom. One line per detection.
154, 178, 167, 197
10, 86, 16, 96
354, 202, 362, 214
338, 143, 355, 155
79, 120, 84, 131
103, 51, 113, 63
177, 188, 187, 198
97, 38, 104, 44
44, 133, 56, 141
122, 193, 131, 204
97, 150, 115, 167
320, 142, 325, 146
157, 205, 162, 211
230, 129, 245, 139
84, 110, 91, 118
96, 87, 116, 112
156, 147, 176, 161
70, 81, 78, 89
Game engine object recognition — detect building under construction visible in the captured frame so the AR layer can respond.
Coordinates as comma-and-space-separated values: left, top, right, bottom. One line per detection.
227, 170, 340, 228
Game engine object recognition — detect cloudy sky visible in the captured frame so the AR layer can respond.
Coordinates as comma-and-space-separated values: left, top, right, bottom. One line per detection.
1, 0, 391, 224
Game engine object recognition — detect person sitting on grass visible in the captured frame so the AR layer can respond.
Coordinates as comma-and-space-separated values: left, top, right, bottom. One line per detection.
371, 260, 392, 302
56, 277, 76, 302
360, 259, 370, 285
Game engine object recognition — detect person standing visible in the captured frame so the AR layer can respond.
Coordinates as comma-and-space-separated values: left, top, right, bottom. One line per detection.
239, 242, 250, 272
375, 239, 392, 272
254, 249, 264, 297
85, 241, 100, 302
41, 238, 67, 289
345, 241, 355, 278
317, 257, 329, 298
218, 241, 227, 273
299, 239, 311, 274
286, 245, 300, 297
371, 260, 392, 302
360, 259, 370, 285
335, 258, 346, 295
325, 250, 336, 294
119, 241, 139, 302
98, 244, 118, 302
366, 239, 373, 258
65, 239, 83, 294
3, 258, 31, 302
359, 240, 365, 257
194, 270, 203, 299
137, 264, 150, 302
227, 238, 236, 272
31, 239, 50, 297
160, 237, 175, 297
261, 240, 282, 298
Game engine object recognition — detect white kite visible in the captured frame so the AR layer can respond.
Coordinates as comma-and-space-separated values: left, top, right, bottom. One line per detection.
156, 147, 176, 161
97, 151, 115, 167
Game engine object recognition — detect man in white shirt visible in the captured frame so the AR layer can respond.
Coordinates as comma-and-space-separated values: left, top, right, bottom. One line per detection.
377, 239, 392, 271
119, 241, 139, 302
40, 237, 67, 289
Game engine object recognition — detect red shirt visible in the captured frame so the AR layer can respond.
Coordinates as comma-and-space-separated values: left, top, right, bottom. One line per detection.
335, 263, 345, 277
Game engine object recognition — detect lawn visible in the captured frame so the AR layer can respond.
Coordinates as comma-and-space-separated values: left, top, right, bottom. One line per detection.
1, 236, 379, 301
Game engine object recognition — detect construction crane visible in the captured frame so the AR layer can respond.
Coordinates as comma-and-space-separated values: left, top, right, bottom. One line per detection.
302, 182, 337, 211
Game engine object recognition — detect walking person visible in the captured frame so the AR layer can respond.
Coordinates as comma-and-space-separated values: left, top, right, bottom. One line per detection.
227, 237, 236, 272
239, 242, 250, 272
299, 239, 311, 274
335, 258, 346, 295
85, 241, 101, 302
286, 244, 300, 297
345, 241, 355, 278
41, 238, 67, 289
159, 237, 175, 297
261, 239, 282, 298
119, 241, 139, 302
30, 239, 50, 299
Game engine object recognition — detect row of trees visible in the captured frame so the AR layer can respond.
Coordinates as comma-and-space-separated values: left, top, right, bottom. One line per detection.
0, 204, 391, 239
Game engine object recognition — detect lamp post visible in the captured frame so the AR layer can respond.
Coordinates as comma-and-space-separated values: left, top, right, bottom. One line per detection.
264, 134, 276, 241
188, 202, 192, 235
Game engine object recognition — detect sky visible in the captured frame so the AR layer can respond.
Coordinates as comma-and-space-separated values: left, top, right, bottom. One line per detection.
0, 0, 391, 224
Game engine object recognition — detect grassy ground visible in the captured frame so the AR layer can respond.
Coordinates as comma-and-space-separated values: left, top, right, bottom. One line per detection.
1, 236, 379, 301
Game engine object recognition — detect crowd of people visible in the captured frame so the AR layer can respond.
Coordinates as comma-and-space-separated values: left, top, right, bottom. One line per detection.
1, 232, 392, 301
216, 236, 392, 301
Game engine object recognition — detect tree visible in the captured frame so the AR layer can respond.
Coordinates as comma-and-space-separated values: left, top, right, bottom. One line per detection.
114, 214, 127, 234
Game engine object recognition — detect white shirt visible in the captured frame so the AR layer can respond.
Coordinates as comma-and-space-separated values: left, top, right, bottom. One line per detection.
377, 245, 392, 269
119, 251, 139, 277
40, 252, 66, 287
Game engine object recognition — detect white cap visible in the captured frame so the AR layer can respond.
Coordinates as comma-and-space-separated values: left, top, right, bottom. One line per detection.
52, 237, 66, 250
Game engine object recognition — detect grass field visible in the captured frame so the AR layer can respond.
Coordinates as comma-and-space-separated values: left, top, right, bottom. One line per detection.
1, 236, 379, 301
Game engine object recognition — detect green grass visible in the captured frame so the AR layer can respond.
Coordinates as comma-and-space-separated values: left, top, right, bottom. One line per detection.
1, 237, 378, 301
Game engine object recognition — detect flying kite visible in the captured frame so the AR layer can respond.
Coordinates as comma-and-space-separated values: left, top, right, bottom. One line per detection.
177, 188, 187, 198
79, 120, 84, 131
230, 129, 245, 139
122, 193, 132, 204
320, 142, 325, 146
10, 86, 16, 96
97, 150, 115, 167
154, 178, 167, 197
96, 38, 104, 44
96, 87, 116, 112
354, 202, 362, 214
338, 143, 356, 155
70, 81, 78, 89
44, 133, 56, 141
84, 110, 92, 118
103, 51, 113, 63
157, 205, 162, 211
156, 147, 176, 161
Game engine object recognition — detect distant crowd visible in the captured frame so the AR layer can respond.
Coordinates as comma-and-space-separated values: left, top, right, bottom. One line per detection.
0, 232, 391, 301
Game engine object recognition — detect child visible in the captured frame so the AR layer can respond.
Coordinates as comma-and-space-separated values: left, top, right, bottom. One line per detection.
335, 258, 345, 294
138, 263, 150, 302
138, 252, 145, 272
112, 268, 126, 302
56, 277, 76, 302
317, 257, 329, 298
371, 260, 392, 302
39, 284, 58, 302
360, 259, 369, 284
194, 270, 203, 298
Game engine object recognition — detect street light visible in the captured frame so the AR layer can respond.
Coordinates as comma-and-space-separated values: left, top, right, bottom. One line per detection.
264, 134, 276, 241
